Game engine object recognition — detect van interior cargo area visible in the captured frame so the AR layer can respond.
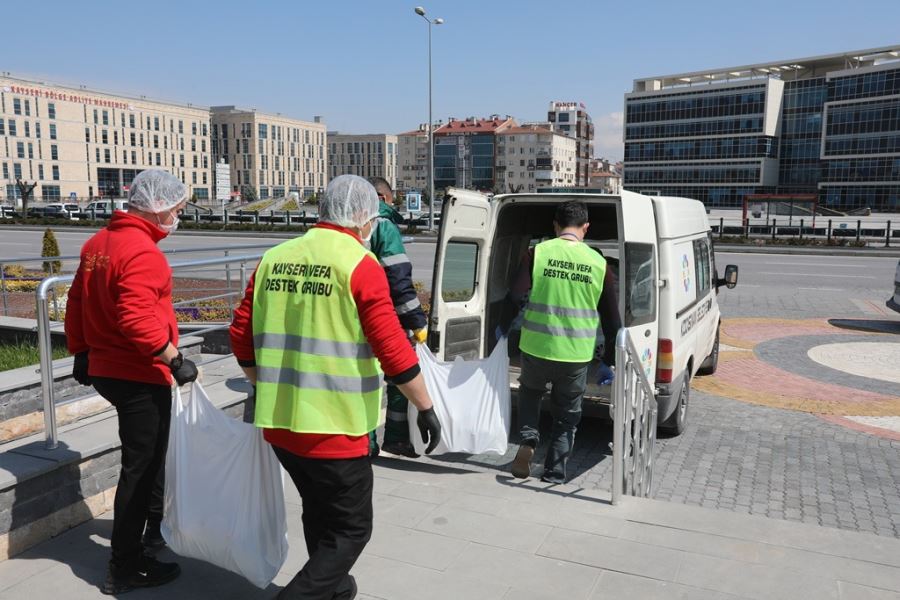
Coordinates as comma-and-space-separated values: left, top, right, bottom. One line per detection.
485, 201, 621, 405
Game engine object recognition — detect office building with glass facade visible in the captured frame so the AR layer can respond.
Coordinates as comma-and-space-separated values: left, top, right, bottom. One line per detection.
624, 46, 900, 211
433, 116, 515, 192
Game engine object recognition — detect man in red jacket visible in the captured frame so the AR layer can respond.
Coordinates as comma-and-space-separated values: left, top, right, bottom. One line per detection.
230, 175, 441, 600
65, 169, 198, 595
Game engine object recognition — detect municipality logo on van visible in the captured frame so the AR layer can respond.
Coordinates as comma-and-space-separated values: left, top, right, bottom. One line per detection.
681, 254, 692, 293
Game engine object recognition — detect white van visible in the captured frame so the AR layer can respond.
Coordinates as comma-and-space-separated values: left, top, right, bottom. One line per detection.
428, 189, 738, 435
83, 200, 128, 217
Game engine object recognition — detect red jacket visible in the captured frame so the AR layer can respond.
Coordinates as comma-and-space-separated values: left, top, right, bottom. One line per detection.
230, 223, 420, 458
65, 212, 178, 386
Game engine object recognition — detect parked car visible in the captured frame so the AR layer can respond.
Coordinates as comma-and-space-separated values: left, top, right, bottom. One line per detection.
888, 260, 900, 313
25, 205, 73, 219
0, 206, 18, 219
79, 199, 128, 219
45, 203, 81, 219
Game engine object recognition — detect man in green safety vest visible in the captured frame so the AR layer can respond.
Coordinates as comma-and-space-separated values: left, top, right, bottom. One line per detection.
499, 200, 620, 484
229, 175, 442, 599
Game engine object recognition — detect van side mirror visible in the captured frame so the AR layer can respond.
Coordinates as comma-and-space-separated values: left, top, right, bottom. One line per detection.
717, 265, 738, 290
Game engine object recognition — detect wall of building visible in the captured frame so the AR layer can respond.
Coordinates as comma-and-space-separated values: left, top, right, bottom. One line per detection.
328, 134, 398, 188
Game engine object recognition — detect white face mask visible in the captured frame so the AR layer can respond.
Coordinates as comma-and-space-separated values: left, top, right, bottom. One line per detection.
156, 209, 180, 235
360, 217, 375, 244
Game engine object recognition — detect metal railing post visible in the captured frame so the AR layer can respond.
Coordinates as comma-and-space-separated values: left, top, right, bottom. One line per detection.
799, 218, 804, 241
224, 249, 232, 292
36, 276, 65, 450
240, 260, 248, 295
886, 221, 891, 248
612, 329, 626, 506
827, 219, 832, 243
856, 219, 862, 244
771, 218, 777, 241
0, 262, 7, 316
719, 217, 724, 240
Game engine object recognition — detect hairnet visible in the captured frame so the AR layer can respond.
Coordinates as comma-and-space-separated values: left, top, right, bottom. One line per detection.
127, 170, 188, 213
318, 175, 379, 228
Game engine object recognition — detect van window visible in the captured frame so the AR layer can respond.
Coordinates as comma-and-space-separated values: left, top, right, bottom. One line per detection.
707, 232, 718, 287
441, 241, 478, 302
693, 238, 711, 298
624, 242, 656, 326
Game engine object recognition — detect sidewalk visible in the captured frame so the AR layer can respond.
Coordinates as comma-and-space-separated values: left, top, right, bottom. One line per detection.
2, 454, 900, 600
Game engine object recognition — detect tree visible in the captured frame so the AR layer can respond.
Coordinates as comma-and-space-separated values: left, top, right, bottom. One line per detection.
507, 183, 524, 193
15, 179, 37, 213
240, 185, 257, 204
305, 193, 318, 205
42, 228, 62, 274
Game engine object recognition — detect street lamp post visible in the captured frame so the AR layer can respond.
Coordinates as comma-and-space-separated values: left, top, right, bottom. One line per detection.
414, 6, 443, 232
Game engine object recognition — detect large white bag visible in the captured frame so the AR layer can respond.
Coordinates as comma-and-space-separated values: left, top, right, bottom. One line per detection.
162, 382, 288, 588
408, 339, 511, 455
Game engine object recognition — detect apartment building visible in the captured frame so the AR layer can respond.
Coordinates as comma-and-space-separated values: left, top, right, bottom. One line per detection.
328, 133, 398, 188
0, 75, 211, 203
210, 106, 326, 200
495, 125, 577, 193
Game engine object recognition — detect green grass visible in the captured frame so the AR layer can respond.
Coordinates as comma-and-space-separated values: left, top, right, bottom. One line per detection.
0, 342, 70, 372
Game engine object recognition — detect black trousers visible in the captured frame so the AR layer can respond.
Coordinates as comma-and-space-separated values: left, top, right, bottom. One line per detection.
92, 376, 171, 572
517, 352, 589, 482
273, 447, 373, 600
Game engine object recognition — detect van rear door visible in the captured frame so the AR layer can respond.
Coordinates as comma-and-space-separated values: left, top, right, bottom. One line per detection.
429, 188, 493, 361
620, 195, 659, 382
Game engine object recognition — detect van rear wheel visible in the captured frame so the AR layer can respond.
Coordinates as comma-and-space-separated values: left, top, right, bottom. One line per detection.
697, 328, 719, 376
660, 373, 689, 436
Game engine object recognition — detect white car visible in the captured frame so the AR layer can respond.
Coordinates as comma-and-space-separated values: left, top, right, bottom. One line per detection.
888, 260, 900, 313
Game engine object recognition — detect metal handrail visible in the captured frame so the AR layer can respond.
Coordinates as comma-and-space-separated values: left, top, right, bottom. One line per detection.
611, 328, 658, 505
35, 252, 265, 449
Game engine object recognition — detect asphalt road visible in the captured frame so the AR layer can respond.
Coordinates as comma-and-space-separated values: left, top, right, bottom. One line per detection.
0, 228, 895, 319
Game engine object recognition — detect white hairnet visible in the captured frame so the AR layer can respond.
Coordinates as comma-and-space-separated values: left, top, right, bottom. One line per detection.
127, 170, 188, 213
318, 175, 379, 228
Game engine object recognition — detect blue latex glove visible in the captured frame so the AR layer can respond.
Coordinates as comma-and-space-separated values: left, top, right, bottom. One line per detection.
597, 362, 615, 386
494, 325, 506, 340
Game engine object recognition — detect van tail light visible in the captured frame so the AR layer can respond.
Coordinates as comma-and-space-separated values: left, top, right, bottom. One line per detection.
657, 338, 673, 383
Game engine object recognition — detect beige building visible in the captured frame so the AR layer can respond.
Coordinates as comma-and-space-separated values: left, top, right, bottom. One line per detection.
328, 133, 398, 188
210, 106, 326, 200
495, 125, 577, 193
0, 75, 212, 204
396, 124, 430, 192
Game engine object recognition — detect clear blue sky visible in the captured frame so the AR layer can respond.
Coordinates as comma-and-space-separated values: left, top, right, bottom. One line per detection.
5, 0, 899, 160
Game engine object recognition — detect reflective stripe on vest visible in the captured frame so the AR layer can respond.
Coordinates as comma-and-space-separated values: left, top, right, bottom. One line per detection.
519, 237, 606, 363
252, 227, 383, 436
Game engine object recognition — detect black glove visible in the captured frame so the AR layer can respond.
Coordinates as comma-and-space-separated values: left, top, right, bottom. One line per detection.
72, 351, 91, 386
416, 407, 442, 455
169, 352, 199, 386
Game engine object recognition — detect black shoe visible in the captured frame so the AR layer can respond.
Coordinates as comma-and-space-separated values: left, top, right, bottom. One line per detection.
381, 441, 420, 459
333, 575, 358, 599
141, 521, 166, 554
101, 556, 181, 595
511, 444, 534, 479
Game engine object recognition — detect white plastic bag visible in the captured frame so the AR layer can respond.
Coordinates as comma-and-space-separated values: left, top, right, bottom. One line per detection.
162, 382, 288, 588
408, 340, 511, 455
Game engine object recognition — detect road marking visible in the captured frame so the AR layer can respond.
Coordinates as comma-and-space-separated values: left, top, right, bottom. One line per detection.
798, 287, 843, 291
764, 261, 859, 267
758, 272, 876, 279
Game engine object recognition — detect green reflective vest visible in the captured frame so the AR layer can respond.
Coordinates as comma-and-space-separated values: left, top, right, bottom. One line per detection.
252, 227, 382, 435
519, 237, 606, 363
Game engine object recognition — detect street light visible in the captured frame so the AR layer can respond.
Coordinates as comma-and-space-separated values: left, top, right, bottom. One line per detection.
414, 6, 443, 232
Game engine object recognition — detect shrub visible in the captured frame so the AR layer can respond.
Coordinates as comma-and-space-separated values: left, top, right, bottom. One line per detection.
3, 264, 26, 278
42, 228, 62, 274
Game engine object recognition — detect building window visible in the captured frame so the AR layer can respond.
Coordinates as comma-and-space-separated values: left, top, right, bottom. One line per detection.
35, 123, 41, 138
131, 151, 136, 164
24, 100, 30, 116
0, 120, 4, 135
42, 185, 60, 200
7, 120, 15, 136
49, 124, 57, 140
14, 164, 23, 179
16, 142, 24, 159
130, 114, 136, 128
192, 172, 197, 184
130, 133, 136, 146
24, 122, 30, 137
52, 166, 60, 180
202, 123, 208, 136
102, 130, 109, 144
202, 172, 207, 184
103, 110, 109, 125
180, 154, 185, 167
156, 153, 161, 166
1, 163, 7, 179
178, 120, 184, 134
191, 139, 196, 152
96, 148, 100, 162
38, 165, 44, 180
192, 122, 197, 135
193, 156, 198, 168
104, 149, 111, 163
27, 143, 33, 159
13, 99, 21, 115
259, 124, 268, 139
154, 117, 160, 131
95, 110, 100, 125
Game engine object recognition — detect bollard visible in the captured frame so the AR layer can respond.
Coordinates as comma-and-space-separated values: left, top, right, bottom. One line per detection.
719, 217, 724, 240
887, 221, 892, 248
743, 218, 749, 239
0, 262, 7, 316
827, 219, 832, 243
799, 218, 804, 241
771, 218, 777, 241
856, 219, 861, 244
224, 209, 229, 227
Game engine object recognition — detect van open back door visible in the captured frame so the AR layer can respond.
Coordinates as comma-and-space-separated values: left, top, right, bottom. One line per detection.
428, 188, 493, 361
618, 195, 659, 382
